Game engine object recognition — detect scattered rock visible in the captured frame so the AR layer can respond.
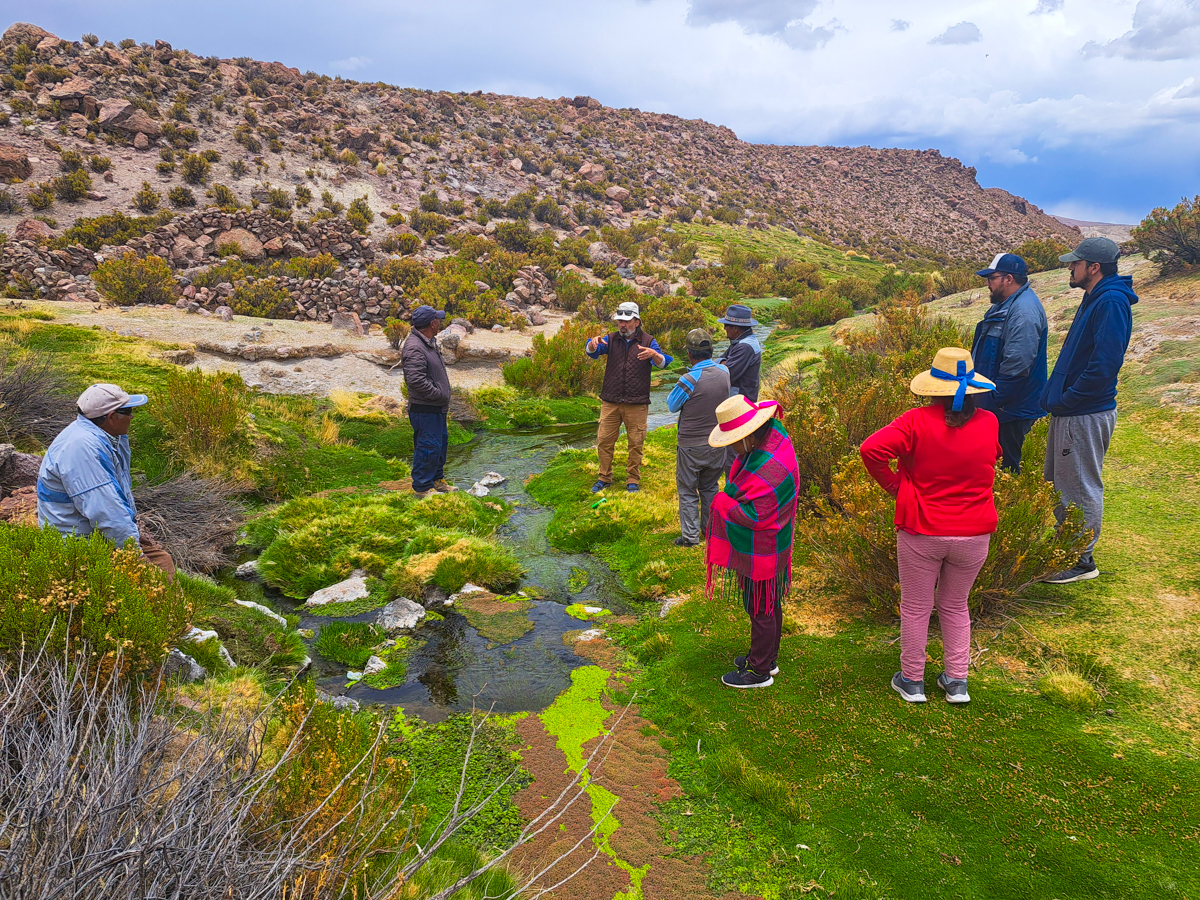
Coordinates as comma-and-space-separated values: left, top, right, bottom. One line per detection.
605, 185, 631, 202
576, 629, 606, 642
214, 228, 265, 260
478, 472, 507, 487
330, 311, 366, 336
159, 348, 196, 365
216, 305, 234, 322
133, 132, 150, 151
13, 219, 54, 243
0, 143, 32, 181
509, 157, 524, 172
235, 559, 260, 580
183, 626, 236, 668
466, 483, 490, 497
305, 574, 370, 607
317, 690, 361, 712
375, 597, 426, 632
0, 443, 41, 493
659, 596, 686, 618
363, 655, 387, 676
234, 599, 287, 627
162, 649, 207, 682
578, 161, 606, 183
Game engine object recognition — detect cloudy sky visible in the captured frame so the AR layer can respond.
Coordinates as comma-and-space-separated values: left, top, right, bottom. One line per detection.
25, 0, 1200, 223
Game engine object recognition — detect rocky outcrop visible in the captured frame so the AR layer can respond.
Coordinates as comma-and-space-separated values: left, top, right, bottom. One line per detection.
0, 144, 32, 180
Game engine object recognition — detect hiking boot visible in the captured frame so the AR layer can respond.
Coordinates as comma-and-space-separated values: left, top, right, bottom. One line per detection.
673, 536, 698, 547
432, 479, 458, 493
413, 488, 433, 500
626, 483, 640, 493
734, 655, 779, 676
936, 672, 971, 704
891, 672, 927, 703
1044, 561, 1099, 584
722, 668, 774, 689
590, 480, 611, 494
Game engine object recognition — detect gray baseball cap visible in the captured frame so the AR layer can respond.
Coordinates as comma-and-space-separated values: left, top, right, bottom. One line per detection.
77, 383, 148, 418
1059, 237, 1120, 265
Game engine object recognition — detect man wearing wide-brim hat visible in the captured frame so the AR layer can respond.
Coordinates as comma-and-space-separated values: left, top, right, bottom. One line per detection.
1040, 237, 1139, 585
584, 300, 672, 494
705, 394, 799, 689
37, 383, 175, 579
715, 304, 762, 402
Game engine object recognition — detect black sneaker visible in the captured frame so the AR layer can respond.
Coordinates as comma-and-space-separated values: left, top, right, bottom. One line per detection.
722, 668, 773, 689
1044, 561, 1099, 584
590, 480, 611, 494
891, 672, 926, 703
734, 655, 779, 676
672, 536, 698, 547
936, 672, 970, 704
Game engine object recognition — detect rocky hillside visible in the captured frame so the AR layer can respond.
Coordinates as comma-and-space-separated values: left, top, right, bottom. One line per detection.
0, 21, 1075, 267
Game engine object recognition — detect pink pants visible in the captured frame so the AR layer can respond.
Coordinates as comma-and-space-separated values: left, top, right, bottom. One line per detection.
896, 531, 990, 681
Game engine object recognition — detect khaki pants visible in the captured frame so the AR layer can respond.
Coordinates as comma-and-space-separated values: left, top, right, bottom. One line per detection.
140, 535, 177, 583
596, 401, 649, 485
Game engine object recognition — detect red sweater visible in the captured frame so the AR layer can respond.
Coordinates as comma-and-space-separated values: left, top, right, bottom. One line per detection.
859, 405, 1001, 536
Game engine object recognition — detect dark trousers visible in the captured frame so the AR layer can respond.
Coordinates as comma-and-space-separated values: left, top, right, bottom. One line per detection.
999, 418, 1035, 473
409, 407, 448, 491
745, 582, 783, 675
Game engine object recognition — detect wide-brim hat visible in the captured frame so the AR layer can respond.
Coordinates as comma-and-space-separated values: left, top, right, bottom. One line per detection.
708, 395, 780, 447
717, 303, 758, 328
909, 348, 996, 400
612, 301, 641, 321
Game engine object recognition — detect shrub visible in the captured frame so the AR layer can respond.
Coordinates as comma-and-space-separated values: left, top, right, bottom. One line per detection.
88, 155, 112, 173
829, 275, 876, 310
294, 184, 312, 207
778, 292, 853, 329
266, 186, 292, 210
284, 252, 339, 280
52, 170, 90, 204
935, 267, 977, 297
180, 153, 211, 185
134, 474, 246, 574
1038, 670, 1101, 712
368, 257, 427, 291
383, 317, 411, 349
167, 185, 196, 207
388, 530, 523, 596
26, 184, 55, 211
638, 294, 718, 358
51, 210, 174, 252
555, 271, 591, 311
1132, 195, 1200, 273
0, 347, 74, 445
346, 196, 374, 233
58, 149, 84, 172
0, 189, 22, 214
208, 183, 239, 208
93, 252, 178, 306
150, 367, 252, 477
502, 317, 606, 397
230, 277, 290, 317
314, 621, 384, 667
1015, 238, 1072, 273
133, 181, 161, 213
380, 231, 421, 255
409, 209, 452, 236
0, 524, 190, 678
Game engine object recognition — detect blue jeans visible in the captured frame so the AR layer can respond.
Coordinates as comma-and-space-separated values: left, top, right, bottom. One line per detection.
409, 408, 448, 491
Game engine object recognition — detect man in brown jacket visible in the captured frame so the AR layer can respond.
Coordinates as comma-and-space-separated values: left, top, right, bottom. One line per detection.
584, 301, 673, 493
401, 305, 454, 497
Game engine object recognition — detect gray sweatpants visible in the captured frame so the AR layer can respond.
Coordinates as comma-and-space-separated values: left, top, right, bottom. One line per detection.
1043, 409, 1118, 565
677, 444, 726, 542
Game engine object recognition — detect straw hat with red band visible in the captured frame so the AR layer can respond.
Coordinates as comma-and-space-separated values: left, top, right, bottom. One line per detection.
708, 396, 780, 448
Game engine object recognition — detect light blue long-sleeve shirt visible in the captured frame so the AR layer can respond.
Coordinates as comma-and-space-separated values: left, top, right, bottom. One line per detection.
37, 415, 140, 548
667, 358, 727, 412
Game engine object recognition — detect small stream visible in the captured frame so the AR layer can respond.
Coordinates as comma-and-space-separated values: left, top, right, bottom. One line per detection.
256, 322, 772, 721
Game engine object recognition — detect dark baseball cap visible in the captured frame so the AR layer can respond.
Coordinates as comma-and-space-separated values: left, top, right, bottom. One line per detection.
410, 305, 447, 328
685, 328, 713, 353
1059, 237, 1120, 265
976, 253, 1028, 279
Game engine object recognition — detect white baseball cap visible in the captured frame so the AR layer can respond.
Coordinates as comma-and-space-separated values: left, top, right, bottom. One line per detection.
612, 301, 641, 321
77, 383, 149, 418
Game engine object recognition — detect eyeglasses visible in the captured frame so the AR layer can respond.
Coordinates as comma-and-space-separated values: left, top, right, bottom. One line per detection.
113, 407, 134, 417
986, 274, 1009, 282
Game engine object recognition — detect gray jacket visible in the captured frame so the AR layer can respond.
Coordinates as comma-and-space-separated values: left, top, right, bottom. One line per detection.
401, 329, 451, 408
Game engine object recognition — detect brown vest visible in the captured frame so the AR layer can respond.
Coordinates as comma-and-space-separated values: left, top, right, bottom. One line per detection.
600, 328, 655, 405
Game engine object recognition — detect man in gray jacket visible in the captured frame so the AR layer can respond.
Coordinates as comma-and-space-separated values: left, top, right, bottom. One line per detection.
401, 305, 454, 497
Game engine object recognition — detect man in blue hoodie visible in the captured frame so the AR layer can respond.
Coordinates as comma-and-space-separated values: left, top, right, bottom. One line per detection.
971, 252, 1047, 472
1041, 237, 1138, 584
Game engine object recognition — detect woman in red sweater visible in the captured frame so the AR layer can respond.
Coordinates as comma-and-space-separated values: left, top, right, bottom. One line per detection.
860, 347, 1001, 705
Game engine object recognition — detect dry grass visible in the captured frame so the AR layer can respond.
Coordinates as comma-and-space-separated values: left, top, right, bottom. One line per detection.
1038, 670, 1102, 712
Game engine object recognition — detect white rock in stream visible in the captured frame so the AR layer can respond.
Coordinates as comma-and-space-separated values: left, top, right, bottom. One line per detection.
305, 574, 369, 607
478, 472, 507, 486
363, 655, 387, 676
183, 627, 236, 668
583, 606, 605, 615
234, 559, 260, 580
467, 483, 490, 497
234, 599, 287, 627
375, 597, 426, 632
576, 629, 605, 642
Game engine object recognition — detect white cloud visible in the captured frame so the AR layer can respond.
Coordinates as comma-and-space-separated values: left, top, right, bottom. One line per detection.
330, 55, 372, 71
782, 20, 838, 49
1083, 0, 1200, 61
930, 21, 982, 45
890, 19, 910, 31
686, 0, 818, 35
1031, 0, 1064, 14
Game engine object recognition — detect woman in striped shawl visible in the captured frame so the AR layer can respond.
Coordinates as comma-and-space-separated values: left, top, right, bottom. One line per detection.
706, 395, 800, 688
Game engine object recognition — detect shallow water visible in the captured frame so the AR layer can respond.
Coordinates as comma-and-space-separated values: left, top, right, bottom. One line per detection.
256, 318, 774, 720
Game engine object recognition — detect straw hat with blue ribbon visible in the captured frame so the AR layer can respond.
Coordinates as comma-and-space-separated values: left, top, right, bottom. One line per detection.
909, 347, 995, 411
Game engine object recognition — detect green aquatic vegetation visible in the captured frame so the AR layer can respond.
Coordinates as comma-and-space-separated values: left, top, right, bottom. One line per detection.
566, 567, 590, 593
181, 573, 307, 675
361, 636, 417, 688
390, 530, 524, 597
564, 603, 611, 620
456, 593, 534, 645
314, 621, 384, 668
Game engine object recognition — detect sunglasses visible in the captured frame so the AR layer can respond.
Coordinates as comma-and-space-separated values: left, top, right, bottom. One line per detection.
113, 407, 134, 417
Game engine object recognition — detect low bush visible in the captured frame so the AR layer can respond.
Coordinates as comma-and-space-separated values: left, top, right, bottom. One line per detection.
52, 210, 174, 252
58, 149, 84, 172
368, 257, 427, 291
1132, 195, 1200, 273
93, 252, 178, 306
638, 293, 718, 358
134, 474, 247, 574
935, 266, 977, 297
383, 316, 411, 349
828, 275, 876, 309
230, 277, 290, 317
208, 183, 239, 208
0, 346, 73, 445
388, 529, 523, 596
150, 367, 252, 478
409, 209, 453, 236
380, 231, 422, 255
0, 524, 190, 678
180, 153, 211, 185
26, 184, 55, 211
555, 271, 591, 311
167, 185, 196, 207
1015, 238, 1071, 273
51, 170, 92, 202
283, 252, 339, 280
0, 189, 22, 214
88, 155, 112, 173
133, 181, 161, 213
502, 317, 607, 397
314, 621, 384, 667
777, 291, 853, 329
1038, 669, 1102, 712
346, 195, 374, 233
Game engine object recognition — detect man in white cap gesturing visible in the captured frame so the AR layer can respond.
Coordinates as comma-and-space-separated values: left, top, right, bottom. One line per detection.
584, 300, 672, 493
36, 383, 175, 579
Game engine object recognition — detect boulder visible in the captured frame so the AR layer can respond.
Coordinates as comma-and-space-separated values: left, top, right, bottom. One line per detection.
330, 311, 365, 336
338, 126, 377, 150
234, 559, 260, 579
48, 77, 91, 101
97, 100, 163, 137
316, 690, 361, 712
375, 597, 426, 632
466, 483, 489, 497
0, 444, 41, 493
363, 655, 387, 676
305, 574, 369, 607
509, 157, 524, 172
478, 471, 507, 487
183, 627, 236, 668
162, 649, 207, 682
605, 185, 631, 203
13, 219, 53, 242
216, 305, 233, 322
578, 161, 606, 183
214, 228, 265, 260
0, 486, 36, 526
0, 23, 55, 50
0, 144, 32, 180
132, 132, 150, 151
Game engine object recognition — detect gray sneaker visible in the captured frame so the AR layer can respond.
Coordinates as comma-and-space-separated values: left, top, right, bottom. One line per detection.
936, 672, 971, 704
891, 672, 926, 703
1044, 561, 1099, 584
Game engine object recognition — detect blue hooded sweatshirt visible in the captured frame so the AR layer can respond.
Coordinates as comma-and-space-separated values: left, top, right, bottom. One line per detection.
1041, 274, 1138, 417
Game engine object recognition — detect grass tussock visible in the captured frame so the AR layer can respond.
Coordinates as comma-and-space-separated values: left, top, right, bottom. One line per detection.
151, 367, 252, 479
314, 621, 384, 668
134, 472, 247, 574
1039, 670, 1102, 712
